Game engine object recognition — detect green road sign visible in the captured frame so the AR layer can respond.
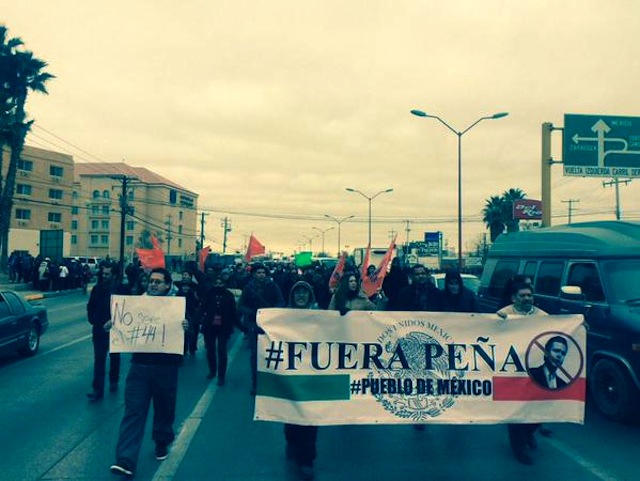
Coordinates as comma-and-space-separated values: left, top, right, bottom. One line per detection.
563, 114, 640, 177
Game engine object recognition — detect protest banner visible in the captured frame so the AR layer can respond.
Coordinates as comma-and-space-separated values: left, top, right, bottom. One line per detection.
110, 295, 186, 354
254, 310, 586, 426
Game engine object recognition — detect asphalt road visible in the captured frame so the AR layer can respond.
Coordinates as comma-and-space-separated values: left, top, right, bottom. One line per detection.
0, 292, 638, 481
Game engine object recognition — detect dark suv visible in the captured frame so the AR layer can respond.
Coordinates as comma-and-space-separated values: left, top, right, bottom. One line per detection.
477, 221, 640, 423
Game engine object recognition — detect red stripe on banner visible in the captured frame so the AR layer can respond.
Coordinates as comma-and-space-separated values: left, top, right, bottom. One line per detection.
493, 376, 586, 401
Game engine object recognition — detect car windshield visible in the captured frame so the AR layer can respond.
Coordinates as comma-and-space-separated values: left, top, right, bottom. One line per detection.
602, 260, 640, 303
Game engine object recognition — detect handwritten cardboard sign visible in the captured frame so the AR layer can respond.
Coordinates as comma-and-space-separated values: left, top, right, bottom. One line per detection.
110, 295, 186, 354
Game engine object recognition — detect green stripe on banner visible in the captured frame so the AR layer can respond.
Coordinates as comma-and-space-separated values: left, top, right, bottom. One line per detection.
257, 372, 351, 401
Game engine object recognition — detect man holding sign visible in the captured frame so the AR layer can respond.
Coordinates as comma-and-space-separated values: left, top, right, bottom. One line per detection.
109, 268, 189, 478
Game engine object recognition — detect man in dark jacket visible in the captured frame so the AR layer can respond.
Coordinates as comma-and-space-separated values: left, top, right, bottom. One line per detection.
200, 275, 242, 384
394, 264, 443, 313
238, 262, 285, 395
86, 262, 129, 401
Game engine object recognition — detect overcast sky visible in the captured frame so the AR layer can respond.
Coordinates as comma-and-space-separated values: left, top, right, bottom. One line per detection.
6, 1, 640, 256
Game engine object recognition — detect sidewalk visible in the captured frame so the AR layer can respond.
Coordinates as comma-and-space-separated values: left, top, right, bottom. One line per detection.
0, 273, 88, 301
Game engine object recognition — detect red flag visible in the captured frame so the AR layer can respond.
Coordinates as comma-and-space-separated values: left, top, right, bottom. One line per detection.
360, 243, 371, 280
244, 233, 266, 262
136, 235, 165, 270
199, 246, 211, 272
328, 251, 348, 290
362, 235, 397, 297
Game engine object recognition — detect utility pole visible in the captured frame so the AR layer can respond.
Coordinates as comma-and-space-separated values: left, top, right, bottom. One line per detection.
221, 217, 232, 253
602, 178, 631, 220
561, 199, 580, 224
165, 214, 173, 254
388, 229, 397, 243
113, 175, 136, 273
199, 212, 209, 251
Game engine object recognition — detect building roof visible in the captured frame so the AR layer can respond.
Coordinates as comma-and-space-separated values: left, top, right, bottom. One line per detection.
74, 162, 197, 196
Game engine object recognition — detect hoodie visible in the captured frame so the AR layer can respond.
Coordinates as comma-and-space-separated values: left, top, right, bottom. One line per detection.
288, 281, 317, 309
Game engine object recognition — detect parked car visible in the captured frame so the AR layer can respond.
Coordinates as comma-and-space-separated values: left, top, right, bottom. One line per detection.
0, 291, 48, 357
431, 273, 481, 294
477, 220, 640, 423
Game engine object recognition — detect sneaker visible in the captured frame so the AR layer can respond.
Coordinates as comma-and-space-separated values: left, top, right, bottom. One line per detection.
110, 464, 134, 476
217, 377, 225, 387
155, 444, 169, 461
299, 464, 315, 480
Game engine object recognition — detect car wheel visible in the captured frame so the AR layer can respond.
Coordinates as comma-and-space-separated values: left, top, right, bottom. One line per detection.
590, 359, 637, 422
18, 322, 40, 357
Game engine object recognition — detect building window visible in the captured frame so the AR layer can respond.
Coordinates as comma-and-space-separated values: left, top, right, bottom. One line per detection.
100, 235, 109, 245
48, 212, 62, 223
101, 205, 109, 215
178, 238, 182, 248
50, 165, 64, 177
71, 235, 77, 245
92, 205, 99, 215
91, 220, 99, 230
126, 236, 134, 246
90, 235, 99, 245
72, 191, 78, 200
17, 159, 33, 171
178, 225, 183, 234
128, 190, 134, 200
15, 208, 31, 220
129, 206, 135, 216
101, 220, 109, 230
179, 211, 183, 221
71, 206, 79, 215
16, 184, 32, 196
169, 189, 177, 204
93, 190, 100, 199
48, 189, 63, 200
103, 190, 110, 199
71, 220, 78, 230
126, 221, 135, 230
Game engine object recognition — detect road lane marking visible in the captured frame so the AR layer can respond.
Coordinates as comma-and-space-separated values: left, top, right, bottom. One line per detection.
547, 436, 623, 481
41, 334, 92, 356
151, 334, 244, 481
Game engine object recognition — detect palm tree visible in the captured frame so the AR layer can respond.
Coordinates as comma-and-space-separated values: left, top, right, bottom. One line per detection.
501, 188, 527, 233
0, 26, 54, 270
482, 195, 505, 242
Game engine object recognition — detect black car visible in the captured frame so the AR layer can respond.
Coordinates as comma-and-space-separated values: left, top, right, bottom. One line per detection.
0, 291, 48, 357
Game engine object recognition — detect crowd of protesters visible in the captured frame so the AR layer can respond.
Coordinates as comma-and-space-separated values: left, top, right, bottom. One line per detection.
6, 251, 93, 292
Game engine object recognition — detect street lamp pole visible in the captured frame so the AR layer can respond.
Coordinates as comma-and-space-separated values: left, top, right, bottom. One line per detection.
345, 188, 393, 247
312, 226, 334, 255
324, 214, 355, 256
410, 109, 508, 270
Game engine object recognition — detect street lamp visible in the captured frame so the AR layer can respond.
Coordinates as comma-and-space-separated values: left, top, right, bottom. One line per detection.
324, 214, 355, 256
345, 188, 394, 247
410, 109, 508, 270
300, 234, 318, 253
312, 226, 334, 255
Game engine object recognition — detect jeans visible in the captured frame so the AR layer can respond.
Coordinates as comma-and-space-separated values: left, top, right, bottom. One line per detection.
114, 363, 178, 471
203, 330, 229, 378
92, 329, 120, 394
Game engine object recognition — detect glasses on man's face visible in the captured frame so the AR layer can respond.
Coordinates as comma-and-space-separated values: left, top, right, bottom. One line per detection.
149, 279, 165, 285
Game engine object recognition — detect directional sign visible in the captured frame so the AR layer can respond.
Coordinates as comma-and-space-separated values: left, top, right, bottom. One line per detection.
563, 114, 640, 177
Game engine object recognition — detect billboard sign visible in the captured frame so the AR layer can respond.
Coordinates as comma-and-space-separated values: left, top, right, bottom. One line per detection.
423, 232, 441, 256
513, 199, 543, 220
563, 114, 640, 177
